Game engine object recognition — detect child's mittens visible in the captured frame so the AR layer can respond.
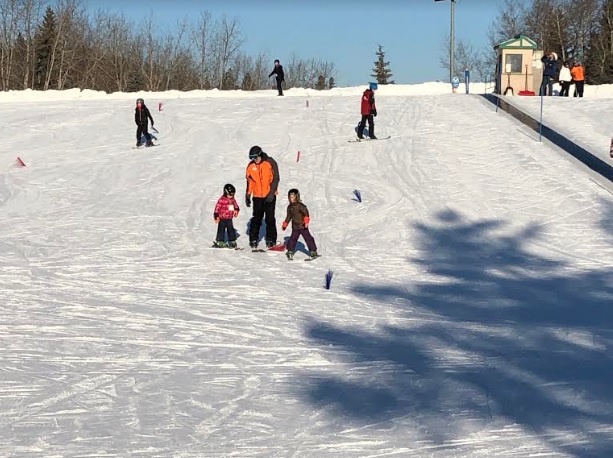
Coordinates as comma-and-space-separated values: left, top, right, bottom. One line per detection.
303, 216, 310, 228
281, 221, 288, 231
233, 210, 239, 217
214, 213, 220, 224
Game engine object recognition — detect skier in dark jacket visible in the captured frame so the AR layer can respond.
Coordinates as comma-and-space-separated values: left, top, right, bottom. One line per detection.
269, 59, 285, 96
135, 98, 154, 147
282, 188, 318, 260
357, 82, 377, 140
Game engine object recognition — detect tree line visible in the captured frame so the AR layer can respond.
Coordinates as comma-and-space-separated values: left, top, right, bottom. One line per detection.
0, 0, 338, 93
439, 0, 613, 85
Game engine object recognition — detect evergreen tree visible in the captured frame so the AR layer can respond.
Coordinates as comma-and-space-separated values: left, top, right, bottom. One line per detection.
34, 6, 58, 90
242, 72, 253, 91
13, 33, 28, 89
316, 74, 325, 90
371, 45, 394, 84
221, 70, 237, 90
328, 76, 335, 89
126, 71, 145, 92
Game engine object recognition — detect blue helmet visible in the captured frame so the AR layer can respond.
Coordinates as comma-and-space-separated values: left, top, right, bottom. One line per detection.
369, 82, 378, 91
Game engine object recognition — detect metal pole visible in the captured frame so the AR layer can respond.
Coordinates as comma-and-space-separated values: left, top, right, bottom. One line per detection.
539, 90, 544, 142
449, 0, 455, 81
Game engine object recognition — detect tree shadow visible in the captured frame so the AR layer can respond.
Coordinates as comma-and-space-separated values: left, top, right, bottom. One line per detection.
296, 208, 613, 457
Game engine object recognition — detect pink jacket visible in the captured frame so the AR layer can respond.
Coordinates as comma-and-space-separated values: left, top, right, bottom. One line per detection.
214, 195, 239, 220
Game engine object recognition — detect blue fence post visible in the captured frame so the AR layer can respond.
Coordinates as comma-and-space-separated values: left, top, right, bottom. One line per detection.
465, 70, 470, 94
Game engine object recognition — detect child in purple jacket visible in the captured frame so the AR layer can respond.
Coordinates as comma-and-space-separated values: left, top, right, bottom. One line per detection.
213, 184, 240, 248
281, 188, 318, 260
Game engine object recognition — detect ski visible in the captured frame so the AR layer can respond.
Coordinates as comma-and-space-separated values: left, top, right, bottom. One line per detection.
211, 244, 243, 250
132, 143, 159, 150
305, 255, 322, 262
348, 136, 391, 143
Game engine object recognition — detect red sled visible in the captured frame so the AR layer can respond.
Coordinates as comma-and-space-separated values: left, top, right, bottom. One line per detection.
267, 244, 286, 251
518, 90, 535, 96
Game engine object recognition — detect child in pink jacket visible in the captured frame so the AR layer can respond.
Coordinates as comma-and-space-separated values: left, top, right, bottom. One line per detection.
213, 184, 240, 248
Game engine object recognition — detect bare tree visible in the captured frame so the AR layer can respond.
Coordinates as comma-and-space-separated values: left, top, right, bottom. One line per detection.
211, 15, 243, 89
138, 13, 162, 91
565, 0, 600, 62
0, 4, 338, 92
0, 0, 43, 90
190, 10, 212, 89
439, 36, 480, 80
18, 0, 45, 89
159, 17, 190, 91
486, 0, 528, 48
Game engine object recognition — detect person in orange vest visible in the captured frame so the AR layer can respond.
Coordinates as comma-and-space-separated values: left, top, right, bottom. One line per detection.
245, 145, 280, 250
571, 61, 585, 97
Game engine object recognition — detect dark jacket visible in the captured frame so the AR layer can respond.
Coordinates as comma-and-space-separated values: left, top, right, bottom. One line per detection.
135, 105, 154, 126
269, 64, 285, 81
260, 152, 280, 198
541, 55, 558, 78
284, 201, 309, 229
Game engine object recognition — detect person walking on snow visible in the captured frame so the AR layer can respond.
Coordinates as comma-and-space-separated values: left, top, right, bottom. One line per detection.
357, 82, 378, 140
282, 188, 318, 260
269, 59, 285, 96
135, 98, 154, 147
245, 146, 280, 249
213, 184, 240, 248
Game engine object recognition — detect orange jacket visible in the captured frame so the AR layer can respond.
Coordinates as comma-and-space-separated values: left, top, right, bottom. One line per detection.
245, 160, 273, 198
570, 65, 584, 81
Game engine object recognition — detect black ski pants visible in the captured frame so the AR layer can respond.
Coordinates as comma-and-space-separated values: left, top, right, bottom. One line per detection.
249, 196, 277, 245
136, 124, 152, 143
276, 78, 284, 96
216, 219, 237, 242
357, 115, 375, 138
573, 81, 584, 97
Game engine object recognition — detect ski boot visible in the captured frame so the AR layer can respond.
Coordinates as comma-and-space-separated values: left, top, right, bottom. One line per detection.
309, 250, 319, 259
286, 250, 294, 260
146, 140, 154, 147
212, 241, 228, 248
136, 140, 141, 147
266, 240, 276, 249
228, 241, 237, 249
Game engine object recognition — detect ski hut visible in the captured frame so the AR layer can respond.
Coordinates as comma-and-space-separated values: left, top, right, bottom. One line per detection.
494, 35, 540, 96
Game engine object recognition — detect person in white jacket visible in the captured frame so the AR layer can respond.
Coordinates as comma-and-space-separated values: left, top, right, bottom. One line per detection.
558, 61, 572, 97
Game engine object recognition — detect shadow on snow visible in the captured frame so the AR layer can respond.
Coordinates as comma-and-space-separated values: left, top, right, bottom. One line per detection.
298, 208, 613, 457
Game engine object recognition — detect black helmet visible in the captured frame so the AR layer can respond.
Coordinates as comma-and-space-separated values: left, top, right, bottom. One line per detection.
136, 98, 144, 105
224, 183, 236, 195
288, 188, 300, 201
249, 145, 263, 160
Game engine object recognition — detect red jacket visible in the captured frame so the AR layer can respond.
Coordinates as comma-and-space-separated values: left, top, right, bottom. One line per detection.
214, 195, 239, 220
361, 89, 376, 116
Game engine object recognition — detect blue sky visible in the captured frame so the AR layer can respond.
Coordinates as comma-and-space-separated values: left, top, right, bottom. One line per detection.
88, 0, 500, 86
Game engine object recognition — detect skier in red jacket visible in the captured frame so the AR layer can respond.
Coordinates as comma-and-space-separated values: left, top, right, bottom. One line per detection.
357, 82, 377, 140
